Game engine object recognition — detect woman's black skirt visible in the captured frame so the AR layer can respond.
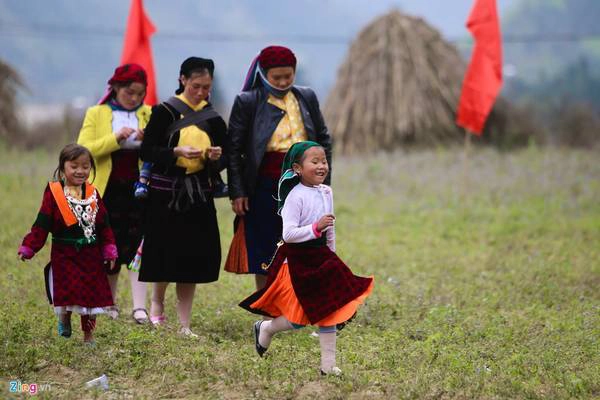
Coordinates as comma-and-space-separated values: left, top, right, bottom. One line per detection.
139, 175, 221, 284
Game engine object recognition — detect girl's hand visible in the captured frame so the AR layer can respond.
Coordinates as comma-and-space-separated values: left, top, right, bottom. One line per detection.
135, 129, 144, 141
174, 146, 202, 159
115, 127, 136, 142
317, 214, 335, 232
17, 246, 34, 261
206, 146, 222, 161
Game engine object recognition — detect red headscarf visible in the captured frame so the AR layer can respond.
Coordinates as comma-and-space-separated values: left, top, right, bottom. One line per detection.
108, 63, 148, 86
258, 46, 297, 70
98, 63, 147, 104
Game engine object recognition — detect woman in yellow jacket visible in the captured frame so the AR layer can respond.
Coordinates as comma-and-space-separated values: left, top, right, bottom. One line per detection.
77, 63, 151, 324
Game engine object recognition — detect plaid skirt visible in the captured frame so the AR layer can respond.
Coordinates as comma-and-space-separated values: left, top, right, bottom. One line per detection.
240, 243, 374, 324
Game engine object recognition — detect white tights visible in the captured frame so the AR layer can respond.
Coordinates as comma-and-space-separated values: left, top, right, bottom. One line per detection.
257, 316, 338, 373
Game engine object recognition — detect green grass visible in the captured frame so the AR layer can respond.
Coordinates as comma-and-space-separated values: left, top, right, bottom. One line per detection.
1, 145, 599, 399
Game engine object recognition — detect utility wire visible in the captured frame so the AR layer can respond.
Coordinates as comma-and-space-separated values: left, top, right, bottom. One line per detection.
0, 23, 349, 44
1, 22, 600, 45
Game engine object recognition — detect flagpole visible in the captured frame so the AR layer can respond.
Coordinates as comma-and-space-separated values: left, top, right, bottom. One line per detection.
462, 130, 472, 199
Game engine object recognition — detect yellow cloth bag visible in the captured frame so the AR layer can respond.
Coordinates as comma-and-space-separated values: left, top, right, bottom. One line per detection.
174, 96, 211, 174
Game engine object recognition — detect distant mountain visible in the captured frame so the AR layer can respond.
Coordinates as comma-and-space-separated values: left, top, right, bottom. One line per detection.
502, 0, 600, 109
502, 0, 600, 83
0, 0, 515, 108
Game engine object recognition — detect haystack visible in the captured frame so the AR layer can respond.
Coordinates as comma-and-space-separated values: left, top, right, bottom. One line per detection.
325, 10, 490, 153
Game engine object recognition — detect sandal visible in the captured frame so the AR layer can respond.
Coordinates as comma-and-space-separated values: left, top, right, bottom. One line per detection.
320, 367, 342, 376
178, 327, 199, 338
150, 315, 166, 326
131, 308, 149, 324
253, 321, 268, 357
107, 306, 119, 320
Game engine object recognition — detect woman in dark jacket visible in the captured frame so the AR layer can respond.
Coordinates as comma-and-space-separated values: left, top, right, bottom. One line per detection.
225, 45, 332, 291
139, 57, 227, 337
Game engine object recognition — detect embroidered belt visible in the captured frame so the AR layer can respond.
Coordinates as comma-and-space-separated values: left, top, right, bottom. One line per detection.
150, 173, 212, 212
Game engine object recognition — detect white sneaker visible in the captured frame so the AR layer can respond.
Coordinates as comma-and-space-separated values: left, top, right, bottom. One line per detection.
178, 327, 199, 338
106, 308, 119, 320
321, 366, 342, 376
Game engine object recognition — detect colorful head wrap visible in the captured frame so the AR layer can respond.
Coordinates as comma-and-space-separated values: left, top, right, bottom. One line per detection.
109, 63, 147, 86
98, 63, 147, 104
258, 46, 297, 70
241, 46, 297, 97
176, 57, 215, 94
276, 140, 322, 214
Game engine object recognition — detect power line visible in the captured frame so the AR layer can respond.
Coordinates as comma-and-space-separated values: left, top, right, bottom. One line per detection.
456, 33, 600, 45
0, 22, 349, 44
1, 22, 600, 45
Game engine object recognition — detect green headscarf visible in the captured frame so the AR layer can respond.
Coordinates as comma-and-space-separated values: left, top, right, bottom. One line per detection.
276, 141, 322, 215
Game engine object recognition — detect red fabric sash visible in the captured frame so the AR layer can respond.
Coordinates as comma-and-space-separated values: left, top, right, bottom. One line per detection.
224, 217, 249, 274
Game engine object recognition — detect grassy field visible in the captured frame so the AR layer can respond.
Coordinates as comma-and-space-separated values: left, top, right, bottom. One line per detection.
1, 144, 599, 399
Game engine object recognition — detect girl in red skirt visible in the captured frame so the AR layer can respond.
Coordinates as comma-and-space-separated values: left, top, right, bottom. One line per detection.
239, 141, 374, 375
18, 144, 117, 344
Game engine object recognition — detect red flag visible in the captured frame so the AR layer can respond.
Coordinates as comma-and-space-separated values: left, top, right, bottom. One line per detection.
456, 0, 503, 135
121, 0, 157, 105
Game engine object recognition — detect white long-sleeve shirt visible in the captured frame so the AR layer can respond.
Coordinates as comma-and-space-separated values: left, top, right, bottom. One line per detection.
112, 109, 141, 149
281, 183, 336, 251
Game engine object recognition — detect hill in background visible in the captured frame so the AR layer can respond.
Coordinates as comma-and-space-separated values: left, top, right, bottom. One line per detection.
501, 0, 600, 110
1, 0, 516, 108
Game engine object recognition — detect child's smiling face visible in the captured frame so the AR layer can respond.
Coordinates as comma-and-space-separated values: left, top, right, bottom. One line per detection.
294, 146, 329, 186
63, 154, 92, 187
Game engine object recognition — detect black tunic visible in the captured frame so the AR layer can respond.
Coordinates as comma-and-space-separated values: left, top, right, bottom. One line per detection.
139, 101, 227, 283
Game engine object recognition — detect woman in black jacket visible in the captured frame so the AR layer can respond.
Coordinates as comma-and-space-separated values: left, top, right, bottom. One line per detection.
140, 57, 227, 337
225, 46, 332, 290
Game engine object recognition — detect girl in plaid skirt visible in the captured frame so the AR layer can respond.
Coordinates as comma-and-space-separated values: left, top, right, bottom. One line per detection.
18, 144, 117, 344
240, 141, 374, 375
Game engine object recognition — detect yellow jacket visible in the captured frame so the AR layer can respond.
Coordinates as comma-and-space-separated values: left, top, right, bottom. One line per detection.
77, 104, 152, 196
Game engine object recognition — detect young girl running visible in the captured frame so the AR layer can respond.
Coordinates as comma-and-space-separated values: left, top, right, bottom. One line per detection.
239, 141, 374, 375
18, 144, 117, 344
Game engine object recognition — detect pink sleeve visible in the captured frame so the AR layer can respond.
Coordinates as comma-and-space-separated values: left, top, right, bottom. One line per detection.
102, 244, 118, 260
312, 222, 323, 238
18, 245, 35, 260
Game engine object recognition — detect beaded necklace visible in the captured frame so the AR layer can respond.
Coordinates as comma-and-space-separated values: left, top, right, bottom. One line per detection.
63, 186, 98, 241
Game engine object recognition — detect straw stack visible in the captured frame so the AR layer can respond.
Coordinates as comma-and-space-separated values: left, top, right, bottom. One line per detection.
325, 11, 490, 153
